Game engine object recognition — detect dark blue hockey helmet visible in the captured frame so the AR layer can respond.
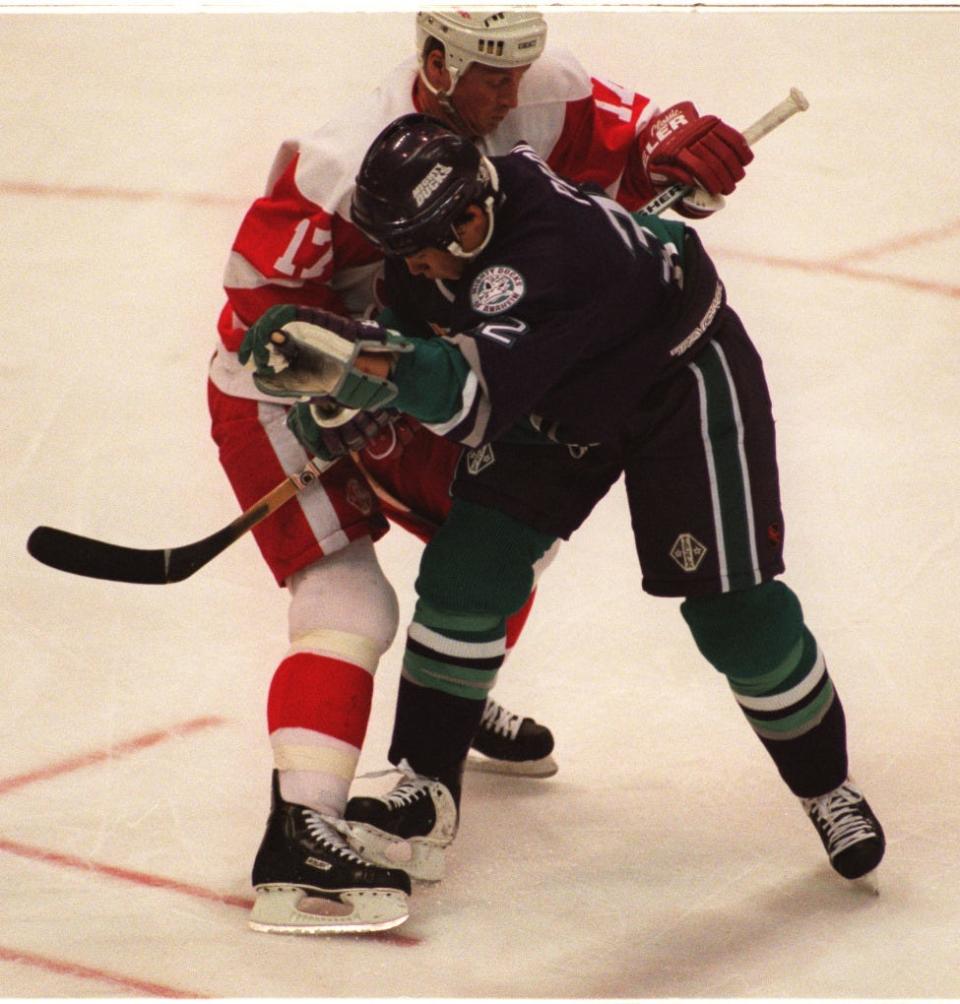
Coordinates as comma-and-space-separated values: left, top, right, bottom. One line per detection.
351, 113, 498, 258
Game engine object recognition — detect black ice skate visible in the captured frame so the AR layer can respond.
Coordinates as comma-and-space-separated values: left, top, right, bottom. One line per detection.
801, 778, 885, 888
345, 763, 459, 882
468, 697, 558, 777
249, 772, 411, 935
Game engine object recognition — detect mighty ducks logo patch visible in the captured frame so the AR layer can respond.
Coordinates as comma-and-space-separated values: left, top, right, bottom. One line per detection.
470, 265, 526, 315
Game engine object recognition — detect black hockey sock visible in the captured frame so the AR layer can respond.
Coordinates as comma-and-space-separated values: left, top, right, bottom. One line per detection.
387, 675, 482, 807
757, 692, 849, 798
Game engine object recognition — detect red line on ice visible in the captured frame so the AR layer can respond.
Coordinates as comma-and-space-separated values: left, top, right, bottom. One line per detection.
0, 838, 422, 946
0, 715, 423, 946
0, 837, 254, 909
0, 943, 205, 998
714, 247, 960, 299
0, 178, 242, 208
827, 216, 960, 265
5, 178, 958, 298
0, 716, 227, 796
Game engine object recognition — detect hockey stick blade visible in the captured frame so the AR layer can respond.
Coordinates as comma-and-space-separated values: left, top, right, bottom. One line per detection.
26, 457, 329, 585
27, 503, 266, 585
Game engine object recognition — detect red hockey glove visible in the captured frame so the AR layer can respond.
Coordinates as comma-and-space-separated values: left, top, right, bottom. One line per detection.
642, 102, 753, 206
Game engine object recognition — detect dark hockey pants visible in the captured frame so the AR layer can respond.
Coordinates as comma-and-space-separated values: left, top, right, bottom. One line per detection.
388, 499, 847, 804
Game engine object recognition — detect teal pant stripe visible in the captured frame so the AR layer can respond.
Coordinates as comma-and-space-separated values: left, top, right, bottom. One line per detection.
765, 628, 820, 698
728, 636, 804, 698
689, 341, 760, 592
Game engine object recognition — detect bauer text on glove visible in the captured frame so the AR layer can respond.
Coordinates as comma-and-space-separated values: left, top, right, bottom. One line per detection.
641, 102, 753, 217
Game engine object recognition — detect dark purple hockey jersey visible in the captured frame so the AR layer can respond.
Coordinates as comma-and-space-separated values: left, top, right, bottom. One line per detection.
388, 143, 726, 447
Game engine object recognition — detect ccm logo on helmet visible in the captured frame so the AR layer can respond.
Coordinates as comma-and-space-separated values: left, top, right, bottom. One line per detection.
413, 163, 453, 207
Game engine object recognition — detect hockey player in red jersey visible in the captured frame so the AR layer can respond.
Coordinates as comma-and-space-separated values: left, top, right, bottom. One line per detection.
241, 114, 884, 902
213, 12, 754, 934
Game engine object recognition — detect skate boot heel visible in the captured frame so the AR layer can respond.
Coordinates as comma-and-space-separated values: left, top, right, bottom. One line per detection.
347, 820, 449, 882
346, 765, 458, 883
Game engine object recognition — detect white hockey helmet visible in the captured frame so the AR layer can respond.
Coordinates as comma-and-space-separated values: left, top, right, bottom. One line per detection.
416, 10, 548, 86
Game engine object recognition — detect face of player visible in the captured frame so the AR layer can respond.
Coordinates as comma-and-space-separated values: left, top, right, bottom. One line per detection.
403, 204, 489, 280
449, 63, 530, 136
404, 246, 464, 281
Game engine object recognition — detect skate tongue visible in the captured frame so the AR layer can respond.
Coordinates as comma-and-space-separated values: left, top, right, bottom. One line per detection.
356, 759, 419, 783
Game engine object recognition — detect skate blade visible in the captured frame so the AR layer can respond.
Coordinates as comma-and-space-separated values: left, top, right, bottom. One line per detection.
346, 823, 447, 883
249, 884, 408, 935
467, 751, 559, 778
851, 869, 880, 896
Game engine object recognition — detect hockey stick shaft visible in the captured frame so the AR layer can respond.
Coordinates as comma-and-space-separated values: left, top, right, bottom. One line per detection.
28, 90, 808, 586
27, 456, 331, 584
639, 87, 809, 217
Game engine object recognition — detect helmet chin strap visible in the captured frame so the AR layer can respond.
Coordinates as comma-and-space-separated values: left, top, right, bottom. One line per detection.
446, 158, 500, 260
417, 67, 478, 140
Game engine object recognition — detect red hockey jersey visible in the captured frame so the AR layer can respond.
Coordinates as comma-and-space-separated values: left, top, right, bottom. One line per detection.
211, 50, 658, 401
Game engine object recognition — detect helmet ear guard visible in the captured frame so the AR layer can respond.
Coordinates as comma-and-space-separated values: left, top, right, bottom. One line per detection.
351, 114, 499, 260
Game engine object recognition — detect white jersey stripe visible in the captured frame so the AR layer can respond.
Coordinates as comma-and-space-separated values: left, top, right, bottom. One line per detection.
223, 250, 309, 293
424, 369, 480, 439
258, 400, 349, 556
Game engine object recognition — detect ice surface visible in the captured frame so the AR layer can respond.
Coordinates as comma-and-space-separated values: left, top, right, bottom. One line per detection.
2, 8, 959, 999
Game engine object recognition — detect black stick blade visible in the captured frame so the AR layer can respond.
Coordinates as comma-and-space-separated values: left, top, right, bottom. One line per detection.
27, 526, 169, 583
26, 522, 245, 585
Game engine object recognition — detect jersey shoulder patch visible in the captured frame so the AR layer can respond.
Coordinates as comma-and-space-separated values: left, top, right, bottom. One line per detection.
469, 264, 527, 315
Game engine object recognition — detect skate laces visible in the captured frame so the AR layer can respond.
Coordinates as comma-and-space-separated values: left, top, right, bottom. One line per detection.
481, 698, 522, 740
356, 759, 433, 808
802, 781, 876, 857
303, 810, 369, 865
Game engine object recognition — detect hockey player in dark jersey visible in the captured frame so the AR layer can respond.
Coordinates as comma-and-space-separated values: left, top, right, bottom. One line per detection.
240, 114, 885, 890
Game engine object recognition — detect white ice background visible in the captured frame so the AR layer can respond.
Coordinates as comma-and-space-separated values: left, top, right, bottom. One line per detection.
2, 8, 959, 999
